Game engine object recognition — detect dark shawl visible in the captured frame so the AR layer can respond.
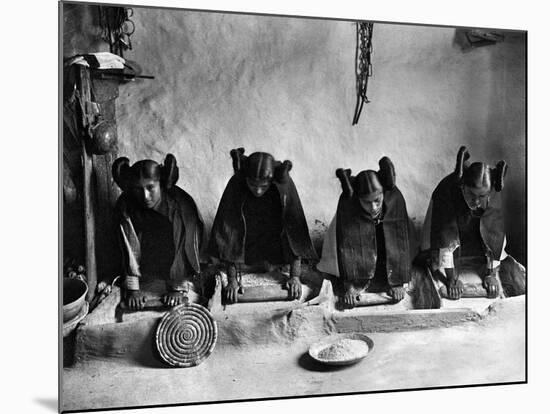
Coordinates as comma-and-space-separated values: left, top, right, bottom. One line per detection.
207, 172, 318, 263
336, 187, 411, 286
116, 185, 204, 282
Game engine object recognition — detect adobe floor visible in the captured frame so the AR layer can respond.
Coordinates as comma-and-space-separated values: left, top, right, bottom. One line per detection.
61, 295, 525, 412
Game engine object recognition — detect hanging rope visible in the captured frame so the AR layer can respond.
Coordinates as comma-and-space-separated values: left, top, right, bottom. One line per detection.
352, 22, 374, 126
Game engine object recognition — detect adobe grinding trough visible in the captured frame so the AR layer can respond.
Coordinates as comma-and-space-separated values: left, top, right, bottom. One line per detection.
70, 276, 497, 364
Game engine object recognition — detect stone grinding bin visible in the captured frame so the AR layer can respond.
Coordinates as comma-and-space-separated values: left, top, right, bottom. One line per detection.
69, 270, 494, 366
70, 280, 220, 365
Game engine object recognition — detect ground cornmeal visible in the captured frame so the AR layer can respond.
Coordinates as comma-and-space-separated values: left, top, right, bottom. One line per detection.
318, 338, 368, 360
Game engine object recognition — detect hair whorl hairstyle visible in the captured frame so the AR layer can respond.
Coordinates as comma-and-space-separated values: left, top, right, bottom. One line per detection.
112, 157, 131, 192
161, 153, 179, 189
491, 160, 508, 192
230, 148, 246, 173
377, 156, 396, 190
455, 146, 471, 180
112, 154, 180, 191
336, 168, 354, 198
274, 160, 293, 183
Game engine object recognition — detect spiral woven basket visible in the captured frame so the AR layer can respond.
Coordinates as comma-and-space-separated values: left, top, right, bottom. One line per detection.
155, 303, 218, 368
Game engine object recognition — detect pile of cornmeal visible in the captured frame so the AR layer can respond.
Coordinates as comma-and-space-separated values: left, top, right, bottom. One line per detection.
318, 338, 369, 361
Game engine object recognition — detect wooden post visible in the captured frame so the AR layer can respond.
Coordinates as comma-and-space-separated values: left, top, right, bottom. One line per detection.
82, 141, 97, 301
89, 78, 120, 284
79, 66, 98, 301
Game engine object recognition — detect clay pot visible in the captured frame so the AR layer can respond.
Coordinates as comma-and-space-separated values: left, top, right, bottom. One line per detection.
88, 119, 117, 155
63, 278, 88, 322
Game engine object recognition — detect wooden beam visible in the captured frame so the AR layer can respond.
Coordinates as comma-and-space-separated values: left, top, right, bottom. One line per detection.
79, 66, 97, 301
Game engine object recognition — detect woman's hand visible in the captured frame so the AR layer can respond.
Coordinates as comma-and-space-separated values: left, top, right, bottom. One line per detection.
446, 278, 464, 300
162, 290, 188, 307
225, 275, 240, 304
126, 290, 146, 310
343, 282, 359, 308
388, 285, 406, 303
483, 274, 500, 298
287, 276, 302, 300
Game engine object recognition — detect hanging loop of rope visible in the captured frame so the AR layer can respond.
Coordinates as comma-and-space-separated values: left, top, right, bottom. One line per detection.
352, 21, 374, 126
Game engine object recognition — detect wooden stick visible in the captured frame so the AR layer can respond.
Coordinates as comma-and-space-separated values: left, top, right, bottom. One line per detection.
79, 66, 97, 302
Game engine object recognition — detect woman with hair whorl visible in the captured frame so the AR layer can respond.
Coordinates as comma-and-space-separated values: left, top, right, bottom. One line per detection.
317, 157, 414, 308
112, 154, 204, 310
207, 148, 318, 304
418, 146, 525, 303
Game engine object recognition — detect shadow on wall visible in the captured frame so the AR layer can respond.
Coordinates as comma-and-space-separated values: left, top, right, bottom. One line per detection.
485, 32, 526, 265
454, 28, 526, 265
33, 398, 58, 413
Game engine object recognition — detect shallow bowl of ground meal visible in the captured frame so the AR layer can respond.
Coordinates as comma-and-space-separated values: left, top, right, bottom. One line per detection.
309, 333, 374, 366
63, 278, 88, 322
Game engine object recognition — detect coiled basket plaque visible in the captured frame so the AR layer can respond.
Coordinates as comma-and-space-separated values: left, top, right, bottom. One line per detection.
155, 303, 218, 367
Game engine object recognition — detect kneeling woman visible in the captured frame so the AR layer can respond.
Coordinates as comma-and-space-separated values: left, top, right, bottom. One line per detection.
207, 148, 318, 303
112, 154, 204, 310
318, 157, 413, 308
418, 146, 525, 302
